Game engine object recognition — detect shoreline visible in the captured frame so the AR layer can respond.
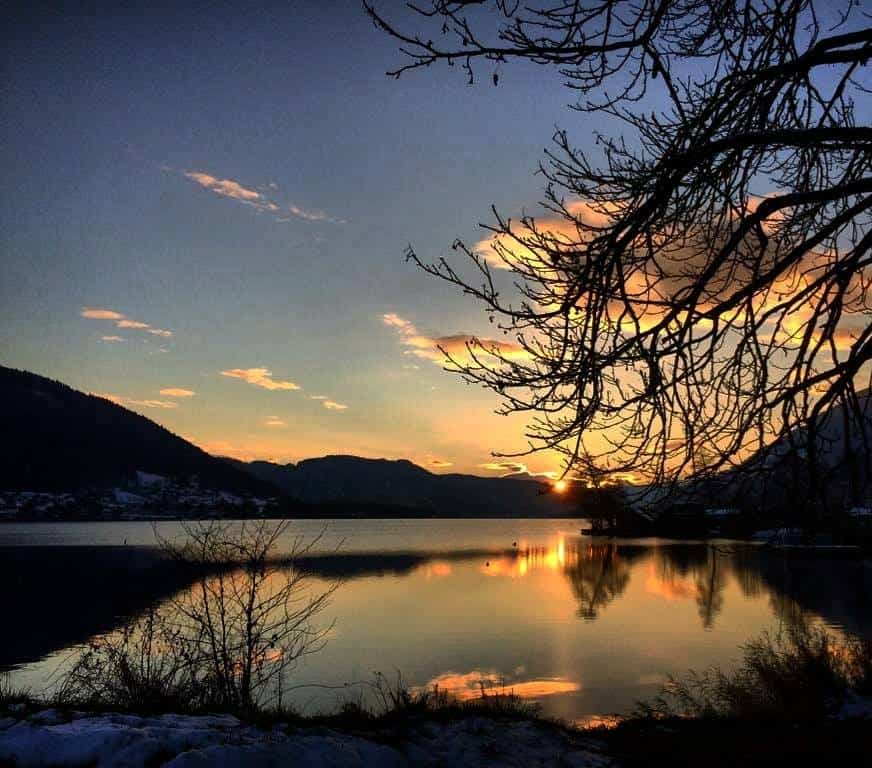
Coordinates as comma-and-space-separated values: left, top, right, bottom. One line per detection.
0, 705, 613, 767
2, 701, 872, 767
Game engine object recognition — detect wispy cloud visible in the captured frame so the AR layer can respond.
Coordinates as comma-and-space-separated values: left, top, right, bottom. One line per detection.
132, 399, 178, 409
184, 171, 263, 203
94, 393, 178, 409
479, 460, 558, 479
221, 368, 301, 391
286, 204, 345, 224
263, 416, 287, 427
428, 457, 453, 468
159, 388, 196, 398
479, 461, 529, 474
81, 307, 172, 340
382, 312, 529, 366
193, 439, 261, 462
306, 393, 347, 410
180, 170, 344, 224
82, 308, 124, 320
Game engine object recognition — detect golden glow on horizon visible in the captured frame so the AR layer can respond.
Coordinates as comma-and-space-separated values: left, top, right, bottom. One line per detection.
426, 561, 453, 578
553, 479, 568, 494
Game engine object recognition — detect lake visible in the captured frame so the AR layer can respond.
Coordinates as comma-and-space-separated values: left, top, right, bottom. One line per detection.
3, 518, 871, 724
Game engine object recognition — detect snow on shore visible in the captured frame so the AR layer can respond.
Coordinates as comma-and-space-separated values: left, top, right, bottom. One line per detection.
0, 709, 614, 767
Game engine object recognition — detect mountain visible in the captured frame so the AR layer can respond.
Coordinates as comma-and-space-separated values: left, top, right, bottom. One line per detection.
0, 366, 275, 495
0, 366, 571, 517
238, 455, 570, 517
691, 391, 872, 510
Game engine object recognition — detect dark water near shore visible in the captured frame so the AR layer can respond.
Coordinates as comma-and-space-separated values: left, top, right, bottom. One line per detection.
3, 519, 871, 724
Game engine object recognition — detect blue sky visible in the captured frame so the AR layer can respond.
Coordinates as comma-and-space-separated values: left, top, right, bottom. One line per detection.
1, 0, 588, 474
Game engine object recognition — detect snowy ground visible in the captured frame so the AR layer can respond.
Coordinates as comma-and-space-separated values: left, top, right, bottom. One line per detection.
0, 709, 615, 767
5, 697, 869, 766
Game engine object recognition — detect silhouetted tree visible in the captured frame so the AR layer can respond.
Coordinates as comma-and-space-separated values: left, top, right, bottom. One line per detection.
368, 1, 872, 508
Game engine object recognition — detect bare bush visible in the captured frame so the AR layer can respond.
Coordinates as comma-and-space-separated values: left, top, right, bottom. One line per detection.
59, 520, 338, 713
56, 607, 208, 712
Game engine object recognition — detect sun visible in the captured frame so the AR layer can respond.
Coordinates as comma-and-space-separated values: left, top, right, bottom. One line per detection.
553, 479, 568, 494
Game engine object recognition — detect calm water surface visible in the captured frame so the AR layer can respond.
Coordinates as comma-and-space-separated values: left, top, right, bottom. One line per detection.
3, 519, 871, 723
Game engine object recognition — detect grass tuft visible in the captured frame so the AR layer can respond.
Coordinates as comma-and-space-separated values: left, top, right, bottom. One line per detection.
636, 623, 872, 721
0, 673, 31, 711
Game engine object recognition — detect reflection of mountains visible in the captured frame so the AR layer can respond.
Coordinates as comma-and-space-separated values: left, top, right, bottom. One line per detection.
0, 545, 521, 671
294, 548, 515, 579
2, 542, 870, 673
0, 546, 196, 672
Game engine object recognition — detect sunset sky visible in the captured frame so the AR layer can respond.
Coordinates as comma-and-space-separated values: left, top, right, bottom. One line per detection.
0, 1, 602, 475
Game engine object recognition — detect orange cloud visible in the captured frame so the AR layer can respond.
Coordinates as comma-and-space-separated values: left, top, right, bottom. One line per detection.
472, 199, 614, 271
382, 312, 529, 366
289, 204, 329, 222
304, 394, 348, 410
263, 416, 287, 427
476, 461, 558, 479
479, 461, 528, 474
279, 203, 346, 223
184, 171, 263, 203
93, 393, 178, 409
159, 388, 196, 397
182, 169, 344, 224
81, 307, 174, 338
81, 308, 125, 320
220, 367, 301, 391
194, 439, 261, 461
428, 457, 454, 468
